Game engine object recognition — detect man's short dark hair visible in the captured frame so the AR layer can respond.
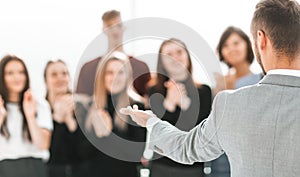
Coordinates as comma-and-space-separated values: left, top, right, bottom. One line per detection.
251, 0, 300, 60
102, 10, 121, 22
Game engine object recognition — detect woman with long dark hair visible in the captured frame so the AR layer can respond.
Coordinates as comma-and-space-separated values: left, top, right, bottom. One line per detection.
0, 55, 52, 177
147, 38, 212, 177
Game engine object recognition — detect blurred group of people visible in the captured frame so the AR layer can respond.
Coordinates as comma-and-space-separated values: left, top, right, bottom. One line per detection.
0, 8, 263, 177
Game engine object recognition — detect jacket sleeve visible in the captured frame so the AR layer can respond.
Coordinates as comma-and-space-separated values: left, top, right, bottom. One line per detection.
148, 91, 227, 164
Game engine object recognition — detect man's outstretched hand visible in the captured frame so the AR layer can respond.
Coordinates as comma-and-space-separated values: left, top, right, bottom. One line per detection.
120, 105, 157, 127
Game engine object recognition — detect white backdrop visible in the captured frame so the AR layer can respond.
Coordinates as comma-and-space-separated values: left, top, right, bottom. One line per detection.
1, 0, 290, 98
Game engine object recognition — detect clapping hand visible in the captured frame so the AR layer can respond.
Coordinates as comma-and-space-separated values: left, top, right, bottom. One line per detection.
92, 109, 113, 138
53, 94, 74, 123
164, 80, 191, 111
23, 90, 37, 120
0, 95, 7, 126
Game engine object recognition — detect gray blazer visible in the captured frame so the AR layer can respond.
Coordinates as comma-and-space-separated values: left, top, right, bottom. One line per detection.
149, 74, 300, 177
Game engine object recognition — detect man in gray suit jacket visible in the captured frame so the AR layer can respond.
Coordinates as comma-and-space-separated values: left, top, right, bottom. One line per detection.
121, 0, 300, 176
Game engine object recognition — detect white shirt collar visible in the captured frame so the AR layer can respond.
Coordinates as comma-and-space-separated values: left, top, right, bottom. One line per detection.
267, 69, 300, 77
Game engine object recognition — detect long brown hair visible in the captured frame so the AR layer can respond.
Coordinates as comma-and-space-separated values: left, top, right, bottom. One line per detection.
155, 38, 194, 95
0, 55, 31, 141
94, 52, 138, 131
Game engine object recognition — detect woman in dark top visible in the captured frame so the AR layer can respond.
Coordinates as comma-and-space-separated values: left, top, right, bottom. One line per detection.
44, 60, 92, 177
147, 38, 212, 177
82, 51, 146, 177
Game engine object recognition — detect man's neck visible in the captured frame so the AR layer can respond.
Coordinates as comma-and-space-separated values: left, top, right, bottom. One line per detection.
108, 42, 124, 53
273, 56, 300, 71
263, 53, 300, 72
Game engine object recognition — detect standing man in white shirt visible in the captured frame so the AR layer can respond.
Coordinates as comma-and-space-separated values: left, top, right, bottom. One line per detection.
121, 0, 300, 176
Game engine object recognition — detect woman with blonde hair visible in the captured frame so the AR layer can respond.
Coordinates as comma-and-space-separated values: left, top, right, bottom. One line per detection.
85, 51, 146, 177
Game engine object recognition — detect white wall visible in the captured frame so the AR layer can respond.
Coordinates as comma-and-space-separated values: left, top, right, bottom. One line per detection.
2, 0, 291, 98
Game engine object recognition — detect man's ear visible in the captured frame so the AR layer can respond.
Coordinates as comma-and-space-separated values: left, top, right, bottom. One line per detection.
102, 22, 107, 33
257, 30, 267, 50
102, 26, 108, 35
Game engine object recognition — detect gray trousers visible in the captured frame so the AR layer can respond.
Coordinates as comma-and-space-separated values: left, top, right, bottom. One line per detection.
0, 157, 47, 177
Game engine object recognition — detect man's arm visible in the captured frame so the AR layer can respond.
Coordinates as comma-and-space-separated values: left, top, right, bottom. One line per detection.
121, 91, 227, 165
148, 120, 222, 164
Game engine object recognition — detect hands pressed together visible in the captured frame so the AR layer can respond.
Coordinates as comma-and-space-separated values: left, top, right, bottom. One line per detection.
1, 90, 37, 126
164, 80, 191, 111
53, 94, 77, 132
92, 109, 113, 138
1, 90, 51, 150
